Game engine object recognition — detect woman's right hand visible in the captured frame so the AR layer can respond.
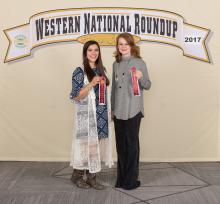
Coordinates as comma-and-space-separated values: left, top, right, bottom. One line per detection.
90, 76, 100, 87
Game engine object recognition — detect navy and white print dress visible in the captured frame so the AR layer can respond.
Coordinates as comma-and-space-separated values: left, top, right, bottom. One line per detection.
70, 67, 109, 139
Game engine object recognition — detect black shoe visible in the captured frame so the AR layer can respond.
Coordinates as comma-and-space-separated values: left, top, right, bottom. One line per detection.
115, 180, 123, 188
122, 180, 141, 190
115, 183, 123, 188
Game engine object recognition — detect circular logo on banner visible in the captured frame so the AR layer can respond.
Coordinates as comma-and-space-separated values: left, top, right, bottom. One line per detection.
14, 35, 27, 48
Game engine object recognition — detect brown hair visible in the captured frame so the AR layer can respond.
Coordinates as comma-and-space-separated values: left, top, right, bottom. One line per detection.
114, 33, 141, 62
83, 40, 109, 86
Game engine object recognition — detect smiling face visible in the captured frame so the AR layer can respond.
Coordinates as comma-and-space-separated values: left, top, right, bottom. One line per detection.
86, 44, 99, 66
117, 37, 131, 57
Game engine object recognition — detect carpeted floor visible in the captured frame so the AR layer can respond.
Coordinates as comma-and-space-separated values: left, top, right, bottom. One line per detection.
0, 161, 220, 204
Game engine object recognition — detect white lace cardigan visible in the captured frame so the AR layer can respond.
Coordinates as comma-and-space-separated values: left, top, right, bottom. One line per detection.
70, 66, 113, 173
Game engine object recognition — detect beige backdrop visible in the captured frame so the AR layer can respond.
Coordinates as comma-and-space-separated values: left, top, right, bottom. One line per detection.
0, 0, 220, 162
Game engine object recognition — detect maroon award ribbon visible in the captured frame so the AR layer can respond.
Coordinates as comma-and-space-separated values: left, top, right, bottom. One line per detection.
99, 76, 106, 105
131, 67, 141, 96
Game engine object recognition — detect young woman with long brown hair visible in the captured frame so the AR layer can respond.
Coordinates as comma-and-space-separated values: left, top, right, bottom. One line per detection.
70, 40, 113, 190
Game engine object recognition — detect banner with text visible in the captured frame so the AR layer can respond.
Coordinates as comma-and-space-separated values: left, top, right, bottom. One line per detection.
4, 8, 210, 63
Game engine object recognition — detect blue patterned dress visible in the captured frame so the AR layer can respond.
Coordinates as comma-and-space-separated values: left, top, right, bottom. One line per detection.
70, 67, 109, 139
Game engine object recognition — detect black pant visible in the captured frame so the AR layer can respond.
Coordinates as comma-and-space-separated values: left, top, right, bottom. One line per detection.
114, 112, 142, 189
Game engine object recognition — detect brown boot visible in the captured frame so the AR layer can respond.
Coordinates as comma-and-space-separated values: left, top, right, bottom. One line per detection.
86, 171, 105, 190
71, 169, 90, 189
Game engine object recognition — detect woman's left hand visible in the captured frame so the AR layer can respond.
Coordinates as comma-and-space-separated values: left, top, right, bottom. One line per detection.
135, 70, 143, 79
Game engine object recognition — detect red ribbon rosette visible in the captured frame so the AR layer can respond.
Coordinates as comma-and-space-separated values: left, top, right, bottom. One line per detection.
131, 67, 141, 96
99, 76, 106, 105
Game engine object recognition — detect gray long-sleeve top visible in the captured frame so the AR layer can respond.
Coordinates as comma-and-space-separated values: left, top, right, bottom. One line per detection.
111, 56, 151, 120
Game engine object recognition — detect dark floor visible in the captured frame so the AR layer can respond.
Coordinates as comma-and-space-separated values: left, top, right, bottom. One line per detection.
0, 161, 220, 204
